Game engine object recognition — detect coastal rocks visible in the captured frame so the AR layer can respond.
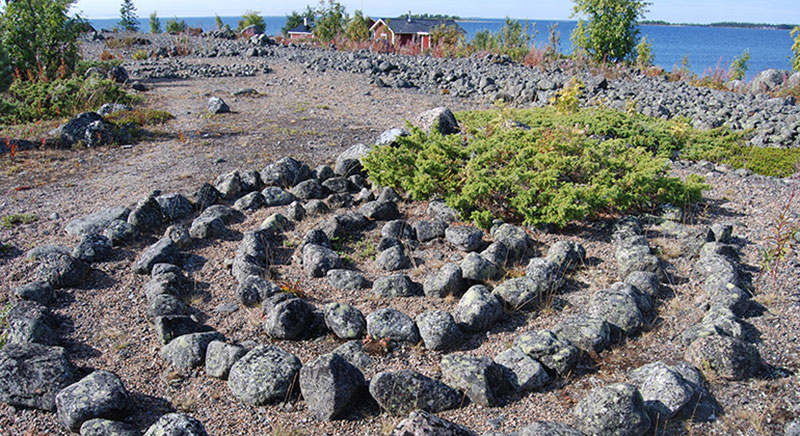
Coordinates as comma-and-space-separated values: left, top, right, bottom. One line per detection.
0, 343, 74, 411
369, 370, 461, 416
684, 335, 761, 380
572, 383, 651, 436
55, 370, 130, 432
227, 345, 303, 405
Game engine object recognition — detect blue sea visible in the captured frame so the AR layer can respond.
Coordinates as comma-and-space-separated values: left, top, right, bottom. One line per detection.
88, 16, 797, 81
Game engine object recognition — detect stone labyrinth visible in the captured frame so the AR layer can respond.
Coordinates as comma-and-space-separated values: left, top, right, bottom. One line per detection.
0, 108, 765, 435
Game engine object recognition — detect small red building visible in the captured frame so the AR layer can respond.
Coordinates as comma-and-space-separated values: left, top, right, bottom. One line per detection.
369, 17, 463, 51
288, 17, 314, 39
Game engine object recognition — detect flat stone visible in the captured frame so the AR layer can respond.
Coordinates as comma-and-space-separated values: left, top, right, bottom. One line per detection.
0, 343, 74, 411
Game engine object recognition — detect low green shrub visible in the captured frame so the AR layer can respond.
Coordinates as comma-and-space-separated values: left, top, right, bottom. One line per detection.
165, 18, 187, 34
1, 213, 38, 229
132, 50, 149, 60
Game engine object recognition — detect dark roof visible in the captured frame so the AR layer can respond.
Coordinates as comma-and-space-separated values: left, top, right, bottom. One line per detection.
384, 18, 463, 35
288, 23, 313, 34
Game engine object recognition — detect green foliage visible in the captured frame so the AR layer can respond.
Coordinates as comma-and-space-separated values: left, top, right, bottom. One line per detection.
132, 50, 148, 60
119, 0, 139, 32
0, 75, 137, 125
635, 36, 654, 69
215, 14, 224, 30
282, 7, 315, 37
571, 0, 650, 62
0, 0, 84, 82
550, 77, 584, 114
546, 22, 561, 57
398, 13, 460, 20
471, 17, 534, 61
165, 17, 187, 34
346, 10, 370, 42
313, 0, 347, 42
791, 26, 800, 72
1, 213, 37, 229
729, 49, 750, 81
364, 106, 714, 229
430, 23, 464, 47
0, 44, 11, 92
237, 10, 265, 34
0, 302, 9, 350
149, 11, 161, 33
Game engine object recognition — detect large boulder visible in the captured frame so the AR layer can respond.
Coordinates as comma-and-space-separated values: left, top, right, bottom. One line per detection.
493, 277, 543, 311
0, 343, 74, 411
127, 191, 165, 231
324, 302, 366, 339
491, 223, 532, 260
55, 112, 113, 148
513, 330, 578, 376
65, 207, 130, 236
35, 252, 88, 289
750, 69, 789, 94
303, 244, 341, 277
55, 370, 130, 432
440, 353, 507, 407
369, 370, 461, 416
453, 285, 502, 332
415, 310, 462, 351
366, 308, 420, 344
494, 347, 550, 392
445, 226, 484, 251
205, 341, 247, 380
628, 361, 694, 421
156, 193, 194, 221
260, 157, 312, 188
553, 314, 611, 354
133, 238, 178, 274
413, 107, 459, 135
572, 383, 651, 436
423, 263, 463, 298
228, 345, 302, 405
684, 335, 761, 380
160, 331, 224, 371
5, 301, 58, 346
264, 298, 314, 340
298, 353, 365, 421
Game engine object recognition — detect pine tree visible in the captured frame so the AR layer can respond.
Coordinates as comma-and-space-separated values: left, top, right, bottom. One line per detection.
119, 0, 139, 32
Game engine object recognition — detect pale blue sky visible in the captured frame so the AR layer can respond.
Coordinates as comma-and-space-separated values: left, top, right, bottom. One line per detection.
72, 0, 800, 24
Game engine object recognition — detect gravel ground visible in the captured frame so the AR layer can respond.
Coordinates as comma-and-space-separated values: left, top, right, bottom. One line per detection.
1, 45, 799, 436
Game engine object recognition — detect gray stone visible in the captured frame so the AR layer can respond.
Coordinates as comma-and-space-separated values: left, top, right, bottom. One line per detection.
6, 301, 57, 346
313, 165, 334, 182
284, 201, 306, 222
133, 239, 178, 274
494, 347, 550, 392
193, 183, 219, 211
205, 341, 246, 379
240, 170, 264, 192
260, 213, 291, 235
163, 223, 191, 248
147, 294, 188, 318
261, 186, 297, 206
326, 193, 353, 210
234, 273, 278, 306
72, 234, 113, 263
80, 419, 139, 436
389, 410, 476, 436
303, 229, 331, 249
493, 277, 543, 311
624, 271, 659, 300
416, 311, 462, 351
684, 335, 761, 381
207, 96, 230, 114
491, 224, 531, 260
14, 281, 55, 306
332, 341, 373, 373
376, 245, 410, 271
227, 345, 302, 405
427, 201, 459, 222
326, 269, 368, 290
264, 298, 314, 340
750, 69, 788, 93
156, 193, 194, 221
375, 128, 409, 147
127, 192, 164, 231
366, 308, 420, 344
629, 362, 693, 420
102, 220, 137, 245
423, 263, 464, 298
445, 226, 484, 251
299, 353, 365, 421
260, 157, 311, 188
616, 244, 660, 280
160, 331, 224, 371
513, 330, 578, 376
358, 200, 400, 221
322, 177, 351, 193
413, 219, 447, 242
303, 244, 341, 277
453, 285, 503, 332
35, 252, 88, 289
709, 224, 732, 243
519, 421, 587, 436
27, 245, 72, 261
460, 253, 500, 282
65, 207, 130, 236
97, 103, 132, 117
0, 343, 74, 411
441, 353, 507, 407
572, 383, 651, 436
154, 315, 210, 345
369, 370, 461, 416
55, 370, 130, 432
293, 179, 326, 200
336, 143, 372, 168
372, 274, 418, 297
55, 112, 112, 148
481, 242, 510, 267
382, 220, 416, 240
233, 192, 265, 212
526, 258, 563, 293
546, 241, 586, 272
107, 66, 128, 83
354, 188, 375, 204
261, 293, 298, 316
317, 212, 367, 239
553, 315, 611, 354
377, 187, 401, 203
214, 171, 242, 199
589, 284, 646, 338
324, 302, 366, 339
414, 107, 459, 135
305, 200, 330, 216
143, 413, 208, 436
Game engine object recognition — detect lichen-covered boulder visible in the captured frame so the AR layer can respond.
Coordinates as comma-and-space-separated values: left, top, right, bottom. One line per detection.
494, 347, 550, 392
366, 308, 420, 344
552, 314, 611, 354
299, 353, 365, 421
453, 285, 502, 333
35, 252, 89, 289
303, 244, 341, 278
372, 274, 419, 297
369, 370, 461, 416
492, 277, 543, 311
388, 410, 477, 436
205, 341, 247, 380
572, 383, 651, 436
160, 331, 224, 371
415, 311, 462, 351
546, 240, 586, 273
55, 370, 130, 432
445, 226, 484, 252
143, 413, 208, 436
684, 335, 761, 381
629, 361, 694, 420
441, 353, 507, 407
324, 302, 366, 339
0, 343, 74, 411
80, 419, 139, 436
5, 301, 58, 346
513, 330, 578, 376
264, 298, 314, 340
228, 345, 302, 406
423, 263, 464, 298
519, 421, 588, 436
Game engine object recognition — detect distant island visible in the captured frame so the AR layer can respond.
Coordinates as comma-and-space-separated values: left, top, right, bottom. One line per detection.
639, 20, 797, 30
397, 13, 461, 20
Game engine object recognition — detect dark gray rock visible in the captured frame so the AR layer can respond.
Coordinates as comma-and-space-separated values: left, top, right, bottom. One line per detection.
414, 107, 459, 135
326, 193, 353, 210
481, 242, 510, 267
372, 274, 418, 297
107, 66, 128, 83
264, 298, 314, 340
6, 301, 58, 346
445, 226, 484, 252
284, 201, 307, 222
160, 331, 224, 371
207, 96, 230, 114
147, 294, 188, 318
303, 229, 331, 249
80, 419, 139, 436
553, 315, 611, 353
65, 207, 130, 236
629, 362, 693, 420
260, 157, 311, 188
193, 183, 219, 211
305, 199, 330, 216
366, 308, 420, 343
441, 353, 507, 407
358, 200, 400, 221
303, 244, 341, 277
128, 192, 164, 231
324, 302, 366, 339
72, 234, 113, 263
375, 128, 409, 147
326, 269, 368, 290
389, 410, 476, 436
299, 353, 365, 421
460, 253, 500, 282
293, 179, 326, 200
163, 223, 191, 248
102, 220, 137, 245
55, 370, 130, 432
227, 345, 302, 405
382, 220, 417, 241
261, 293, 298, 317
413, 219, 447, 242
0, 343, 74, 411
423, 263, 464, 298
260, 213, 291, 235
317, 212, 367, 239
376, 245, 410, 271
205, 341, 247, 379
97, 103, 132, 117
513, 329, 578, 376
156, 193, 194, 221
377, 187, 401, 203
493, 277, 543, 311
26, 245, 72, 261
491, 223, 531, 260
354, 187, 375, 204
313, 165, 334, 182
416, 310, 462, 351
624, 271, 659, 300
684, 335, 761, 381
494, 347, 550, 392
240, 170, 264, 192
709, 223, 733, 243
616, 244, 660, 280
369, 370, 461, 416
143, 413, 208, 436
525, 258, 563, 294
154, 316, 210, 345
322, 176, 351, 193
572, 383, 651, 436
453, 285, 503, 332
14, 281, 55, 306
546, 241, 586, 272
233, 192, 265, 212
335, 143, 372, 175
133, 239, 178, 274
589, 284, 646, 338
214, 171, 242, 200
261, 186, 297, 207
427, 201, 459, 222
519, 421, 588, 436
35, 252, 88, 289
56, 112, 113, 148
332, 341, 373, 373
